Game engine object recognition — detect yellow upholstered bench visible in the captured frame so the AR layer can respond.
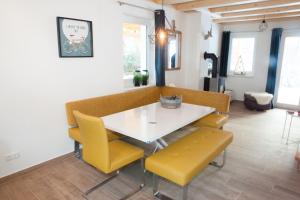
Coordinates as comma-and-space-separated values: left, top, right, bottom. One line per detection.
192, 113, 229, 129
66, 86, 231, 158
145, 127, 233, 200
66, 86, 161, 157
161, 86, 231, 129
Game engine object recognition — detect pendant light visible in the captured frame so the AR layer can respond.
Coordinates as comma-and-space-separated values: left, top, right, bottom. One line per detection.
259, 16, 268, 32
149, 0, 176, 45
157, 0, 167, 44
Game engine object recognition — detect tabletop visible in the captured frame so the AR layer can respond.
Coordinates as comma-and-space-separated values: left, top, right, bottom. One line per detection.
102, 102, 215, 143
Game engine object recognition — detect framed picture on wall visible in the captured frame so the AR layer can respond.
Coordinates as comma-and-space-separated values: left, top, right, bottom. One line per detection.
56, 17, 93, 57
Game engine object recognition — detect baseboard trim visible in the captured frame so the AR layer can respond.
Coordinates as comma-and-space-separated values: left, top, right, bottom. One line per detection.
0, 152, 74, 185
231, 100, 243, 103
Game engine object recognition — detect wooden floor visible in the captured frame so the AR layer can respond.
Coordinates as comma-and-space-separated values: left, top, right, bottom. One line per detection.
1, 101, 300, 200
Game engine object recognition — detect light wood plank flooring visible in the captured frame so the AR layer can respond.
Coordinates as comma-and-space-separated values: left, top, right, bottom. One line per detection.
1, 101, 300, 200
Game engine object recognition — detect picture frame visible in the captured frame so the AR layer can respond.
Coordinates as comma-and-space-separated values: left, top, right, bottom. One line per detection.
56, 17, 93, 57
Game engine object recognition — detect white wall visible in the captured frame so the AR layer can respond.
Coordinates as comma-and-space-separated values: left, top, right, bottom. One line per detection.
0, 0, 220, 178
166, 11, 221, 90
0, 0, 124, 178
223, 20, 300, 101
199, 11, 221, 89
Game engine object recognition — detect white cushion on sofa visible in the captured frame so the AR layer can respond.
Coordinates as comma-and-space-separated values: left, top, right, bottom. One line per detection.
245, 92, 273, 105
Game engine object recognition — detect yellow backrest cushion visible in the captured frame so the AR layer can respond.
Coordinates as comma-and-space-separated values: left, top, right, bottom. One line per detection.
66, 86, 161, 126
66, 86, 229, 127
161, 86, 230, 113
73, 111, 110, 172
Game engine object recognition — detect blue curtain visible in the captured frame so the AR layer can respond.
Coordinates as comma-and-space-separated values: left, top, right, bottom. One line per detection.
219, 31, 231, 77
155, 9, 166, 86
266, 28, 283, 94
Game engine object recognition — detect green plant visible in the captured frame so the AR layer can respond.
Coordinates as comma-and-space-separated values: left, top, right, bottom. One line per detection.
141, 70, 149, 86
133, 70, 142, 87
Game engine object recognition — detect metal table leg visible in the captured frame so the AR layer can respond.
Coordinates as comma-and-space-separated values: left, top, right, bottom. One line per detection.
152, 139, 169, 154
286, 116, 294, 145
158, 138, 169, 147
282, 111, 288, 138
152, 141, 164, 154
154, 141, 164, 149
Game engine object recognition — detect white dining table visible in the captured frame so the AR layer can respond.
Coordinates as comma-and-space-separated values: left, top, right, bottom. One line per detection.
102, 102, 215, 148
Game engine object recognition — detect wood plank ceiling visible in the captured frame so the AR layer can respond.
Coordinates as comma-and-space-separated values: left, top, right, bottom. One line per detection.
152, 0, 300, 24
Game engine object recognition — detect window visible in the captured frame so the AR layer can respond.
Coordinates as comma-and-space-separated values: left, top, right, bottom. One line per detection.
228, 34, 256, 76
122, 22, 147, 77
276, 35, 300, 107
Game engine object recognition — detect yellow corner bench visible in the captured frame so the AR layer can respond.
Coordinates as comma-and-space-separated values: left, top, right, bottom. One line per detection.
145, 127, 233, 200
192, 113, 229, 129
65, 86, 161, 156
65, 86, 230, 156
162, 87, 230, 129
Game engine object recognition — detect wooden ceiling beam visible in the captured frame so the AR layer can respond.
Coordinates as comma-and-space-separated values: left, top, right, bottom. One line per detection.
214, 10, 300, 23
221, 4, 300, 17
210, 0, 300, 13
175, 0, 263, 11
152, 0, 194, 4
219, 15, 300, 24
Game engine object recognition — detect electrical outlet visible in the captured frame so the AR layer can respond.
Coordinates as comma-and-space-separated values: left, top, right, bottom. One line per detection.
5, 152, 20, 161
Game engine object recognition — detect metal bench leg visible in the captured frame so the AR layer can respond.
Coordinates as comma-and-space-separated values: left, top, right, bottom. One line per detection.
141, 157, 146, 187
153, 174, 159, 196
210, 150, 226, 169
74, 141, 81, 159
182, 185, 189, 200
152, 174, 189, 200
153, 175, 172, 200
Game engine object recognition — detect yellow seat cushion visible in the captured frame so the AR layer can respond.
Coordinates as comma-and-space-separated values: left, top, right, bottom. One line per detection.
69, 128, 81, 142
69, 127, 121, 143
193, 113, 229, 129
108, 140, 144, 173
145, 127, 233, 186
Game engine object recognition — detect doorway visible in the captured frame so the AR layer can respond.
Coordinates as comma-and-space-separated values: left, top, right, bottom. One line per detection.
275, 31, 300, 110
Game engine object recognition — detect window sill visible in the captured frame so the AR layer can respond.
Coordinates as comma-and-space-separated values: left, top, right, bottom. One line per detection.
228, 73, 254, 78
124, 84, 155, 91
123, 75, 134, 80
123, 75, 154, 90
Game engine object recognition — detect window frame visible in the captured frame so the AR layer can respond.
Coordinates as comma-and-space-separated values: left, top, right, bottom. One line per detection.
122, 16, 152, 80
274, 30, 300, 109
227, 32, 257, 77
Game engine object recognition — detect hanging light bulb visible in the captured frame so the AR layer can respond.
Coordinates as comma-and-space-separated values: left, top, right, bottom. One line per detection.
158, 0, 167, 45
158, 28, 167, 44
148, 0, 177, 45
158, 29, 166, 40
259, 16, 268, 32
